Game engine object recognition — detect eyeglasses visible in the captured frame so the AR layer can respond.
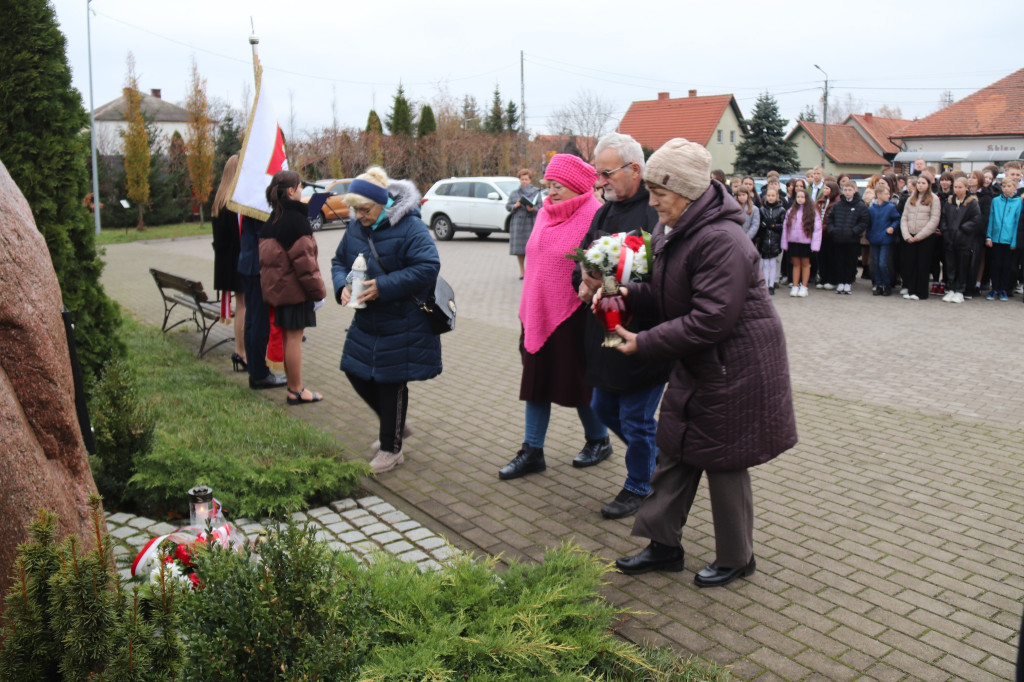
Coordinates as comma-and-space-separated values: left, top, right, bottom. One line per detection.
595, 163, 631, 179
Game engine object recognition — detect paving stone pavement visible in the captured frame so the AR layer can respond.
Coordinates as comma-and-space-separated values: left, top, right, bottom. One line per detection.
100, 231, 1024, 681
106, 495, 458, 581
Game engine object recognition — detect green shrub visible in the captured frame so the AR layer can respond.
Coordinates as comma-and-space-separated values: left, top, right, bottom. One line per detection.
89, 357, 156, 507
119, 317, 369, 518
0, 497, 184, 681
180, 522, 376, 681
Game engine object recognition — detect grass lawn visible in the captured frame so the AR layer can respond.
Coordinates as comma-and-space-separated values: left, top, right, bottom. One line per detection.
96, 221, 211, 245
111, 316, 369, 519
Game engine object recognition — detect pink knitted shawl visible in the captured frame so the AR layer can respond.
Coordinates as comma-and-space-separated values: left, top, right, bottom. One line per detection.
519, 192, 601, 353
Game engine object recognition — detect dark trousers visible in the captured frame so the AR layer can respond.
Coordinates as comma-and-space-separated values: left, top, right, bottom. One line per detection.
990, 243, 1015, 293
902, 237, 935, 299
632, 458, 754, 568
817, 235, 834, 285
345, 372, 408, 453
832, 242, 860, 285
945, 245, 973, 293
240, 273, 271, 381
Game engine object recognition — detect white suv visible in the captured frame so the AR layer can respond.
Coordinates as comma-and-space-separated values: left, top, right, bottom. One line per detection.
420, 176, 521, 240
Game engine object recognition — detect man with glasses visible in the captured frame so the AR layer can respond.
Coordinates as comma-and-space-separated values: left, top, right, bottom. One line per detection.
575, 133, 669, 519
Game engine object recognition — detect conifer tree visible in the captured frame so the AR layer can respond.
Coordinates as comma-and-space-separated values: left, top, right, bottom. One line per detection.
417, 104, 436, 138
0, 0, 122, 383
484, 85, 504, 134
384, 83, 413, 136
734, 91, 798, 175
185, 59, 214, 226
122, 53, 151, 229
504, 99, 520, 132
211, 112, 241, 195
365, 109, 383, 134
460, 95, 481, 130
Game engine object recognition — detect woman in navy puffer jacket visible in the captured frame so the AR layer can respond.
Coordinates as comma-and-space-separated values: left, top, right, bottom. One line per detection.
331, 166, 442, 474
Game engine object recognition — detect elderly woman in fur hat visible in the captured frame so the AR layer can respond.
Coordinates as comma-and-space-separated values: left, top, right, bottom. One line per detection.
331, 166, 442, 475
599, 139, 797, 588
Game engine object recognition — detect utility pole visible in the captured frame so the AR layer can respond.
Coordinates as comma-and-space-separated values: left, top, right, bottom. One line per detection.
520, 50, 526, 134
814, 64, 828, 169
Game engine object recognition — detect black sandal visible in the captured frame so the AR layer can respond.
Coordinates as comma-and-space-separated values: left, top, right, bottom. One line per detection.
286, 387, 323, 405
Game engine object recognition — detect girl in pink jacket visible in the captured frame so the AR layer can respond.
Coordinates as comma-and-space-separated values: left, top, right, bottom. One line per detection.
781, 188, 823, 297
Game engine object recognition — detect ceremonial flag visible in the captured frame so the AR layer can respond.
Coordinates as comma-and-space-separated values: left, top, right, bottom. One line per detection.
227, 65, 288, 220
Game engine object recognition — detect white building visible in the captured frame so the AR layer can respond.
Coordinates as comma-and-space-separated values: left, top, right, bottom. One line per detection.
92, 88, 191, 154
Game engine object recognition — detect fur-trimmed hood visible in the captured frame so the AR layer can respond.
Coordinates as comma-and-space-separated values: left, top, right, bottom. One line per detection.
384, 179, 422, 225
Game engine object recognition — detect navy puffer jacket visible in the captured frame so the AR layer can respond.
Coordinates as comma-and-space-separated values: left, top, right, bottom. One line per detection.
331, 179, 442, 383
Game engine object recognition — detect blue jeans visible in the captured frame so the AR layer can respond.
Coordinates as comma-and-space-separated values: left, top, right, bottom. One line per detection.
591, 384, 665, 496
870, 244, 891, 287
524, 401, 606, 449
240, 273, 271, 381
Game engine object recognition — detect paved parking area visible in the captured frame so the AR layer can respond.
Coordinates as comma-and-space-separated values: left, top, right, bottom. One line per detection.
101, 229, 1024, 680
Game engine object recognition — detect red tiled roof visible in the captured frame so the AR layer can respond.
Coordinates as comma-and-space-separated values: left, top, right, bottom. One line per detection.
617, 94, 740, 149
893, 68, 1024, 139
843, 114, 914, 155
788, 122, 887, 165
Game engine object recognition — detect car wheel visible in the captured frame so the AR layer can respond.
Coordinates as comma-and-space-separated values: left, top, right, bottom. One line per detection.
431, 215, 455, 241
310, 213, 324, 231
475, 231, 492, 239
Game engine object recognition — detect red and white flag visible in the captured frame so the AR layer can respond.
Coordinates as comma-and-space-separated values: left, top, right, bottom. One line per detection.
227, 65, 288, 220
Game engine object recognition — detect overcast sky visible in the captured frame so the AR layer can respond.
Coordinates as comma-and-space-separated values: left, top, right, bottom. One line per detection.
52, 0, 1014, 141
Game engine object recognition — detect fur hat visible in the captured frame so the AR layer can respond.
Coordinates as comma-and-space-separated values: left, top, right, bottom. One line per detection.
643, 138, 711, 200
544, 154, 596, 195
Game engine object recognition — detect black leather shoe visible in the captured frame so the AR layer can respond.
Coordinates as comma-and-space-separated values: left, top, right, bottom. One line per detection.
615, 541, 684, 575
601, 488, 646, 519
572, 436, 612, 468
498, 443, 545, 480
249, 373, 287, 389
693, 557, 756, 588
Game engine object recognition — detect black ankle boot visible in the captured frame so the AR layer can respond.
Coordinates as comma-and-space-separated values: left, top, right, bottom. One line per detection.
498, 443, 546, 480
572, 436, 613, 468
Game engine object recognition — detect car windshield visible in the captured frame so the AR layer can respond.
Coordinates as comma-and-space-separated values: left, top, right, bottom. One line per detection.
495, 181, 519, 195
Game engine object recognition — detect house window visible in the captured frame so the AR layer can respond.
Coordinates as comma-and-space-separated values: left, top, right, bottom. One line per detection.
717, 130, 723, 143
730, 130, 736, 144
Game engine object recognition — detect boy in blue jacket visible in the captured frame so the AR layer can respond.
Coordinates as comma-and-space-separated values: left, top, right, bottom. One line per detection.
867, 184, 900, 296
985, 177, 1021, 301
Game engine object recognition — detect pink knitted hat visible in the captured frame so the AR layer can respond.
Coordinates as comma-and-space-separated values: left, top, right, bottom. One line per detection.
544, 154, 596, 195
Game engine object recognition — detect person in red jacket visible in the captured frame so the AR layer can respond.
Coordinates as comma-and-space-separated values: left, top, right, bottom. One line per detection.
260, 170, 327, 405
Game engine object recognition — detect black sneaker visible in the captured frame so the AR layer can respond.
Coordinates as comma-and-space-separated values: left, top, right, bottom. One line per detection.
601, 489, 646, 519
572, 436, 612, 468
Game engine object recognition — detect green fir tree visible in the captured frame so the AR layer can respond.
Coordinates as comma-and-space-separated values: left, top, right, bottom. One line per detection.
733, 91, 799, 175
417, 104, 436, 138
484, 85, 504, 134
384, 83, 414, 136
504, 99, 520, 132
0, 0, 123, 384
365, 109, 383, 134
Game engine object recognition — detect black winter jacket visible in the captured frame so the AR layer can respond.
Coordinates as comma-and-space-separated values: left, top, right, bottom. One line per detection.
827, 194, 870, 244
941, 195, 982, 250
574, 185, 670, 393
756, 202, 786, 259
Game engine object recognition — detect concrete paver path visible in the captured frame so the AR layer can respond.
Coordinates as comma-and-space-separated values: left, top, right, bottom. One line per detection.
100, 230, 1024, 680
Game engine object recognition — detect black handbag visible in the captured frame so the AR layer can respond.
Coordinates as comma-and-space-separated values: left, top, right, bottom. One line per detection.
364, 229, 456, 335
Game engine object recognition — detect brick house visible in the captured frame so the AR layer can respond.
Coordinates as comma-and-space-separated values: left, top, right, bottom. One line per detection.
617, 91, 745, 174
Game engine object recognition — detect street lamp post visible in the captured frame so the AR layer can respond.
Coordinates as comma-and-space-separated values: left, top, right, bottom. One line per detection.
87, 0, 102, 236
814, 64, 828, 170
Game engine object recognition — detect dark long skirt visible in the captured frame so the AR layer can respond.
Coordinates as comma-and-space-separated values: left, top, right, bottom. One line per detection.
519, 305, 591, 408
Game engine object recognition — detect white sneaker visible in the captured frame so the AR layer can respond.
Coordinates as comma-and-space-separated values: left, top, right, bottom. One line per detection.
798, 285, 808, 297
899, 288, 909, 295
952, 292, 964, 303
790, 285, 799, 297
823, 283, 835, 290
908, 294, 920, 300
815, 283, 824, 289
942, 291, 955, 302
370, 449, 405, 474
1016, 284, 1023, 294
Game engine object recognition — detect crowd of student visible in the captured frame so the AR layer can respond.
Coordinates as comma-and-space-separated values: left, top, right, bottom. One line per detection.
715, 161, 1024, 303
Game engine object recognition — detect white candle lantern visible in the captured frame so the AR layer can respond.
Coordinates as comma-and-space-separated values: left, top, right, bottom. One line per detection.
188, 485, 214, 528
347, 253, 368, 309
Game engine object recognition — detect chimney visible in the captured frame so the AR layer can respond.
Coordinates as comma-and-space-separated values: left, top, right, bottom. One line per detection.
150, 88, 161, 99
864, 112, 873, 122
688, 89, 697, 97
657, 92, 669, 101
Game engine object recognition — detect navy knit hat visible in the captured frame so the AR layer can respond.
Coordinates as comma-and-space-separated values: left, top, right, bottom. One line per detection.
348, 178, 389, 206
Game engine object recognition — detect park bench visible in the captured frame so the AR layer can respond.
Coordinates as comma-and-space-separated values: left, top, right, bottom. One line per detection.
149, 268, 232, 358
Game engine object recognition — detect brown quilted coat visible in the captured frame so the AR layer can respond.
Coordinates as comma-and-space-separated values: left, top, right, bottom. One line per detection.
626, 181, 797, 472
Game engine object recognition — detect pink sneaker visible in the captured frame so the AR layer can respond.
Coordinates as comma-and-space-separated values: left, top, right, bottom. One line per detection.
369, 449, 404, 474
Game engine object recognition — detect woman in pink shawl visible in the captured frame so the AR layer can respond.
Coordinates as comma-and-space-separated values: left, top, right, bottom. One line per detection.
498, 154, 611, 480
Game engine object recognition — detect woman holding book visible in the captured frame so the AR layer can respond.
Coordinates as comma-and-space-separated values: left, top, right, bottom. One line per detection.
507, 168, 541, 279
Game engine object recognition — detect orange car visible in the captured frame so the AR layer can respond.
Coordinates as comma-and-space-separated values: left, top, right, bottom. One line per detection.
301, 178, 353, 231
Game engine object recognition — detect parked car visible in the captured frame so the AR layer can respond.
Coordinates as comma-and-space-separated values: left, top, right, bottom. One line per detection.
301, 178, 353, 231
419, 176, 522, 240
